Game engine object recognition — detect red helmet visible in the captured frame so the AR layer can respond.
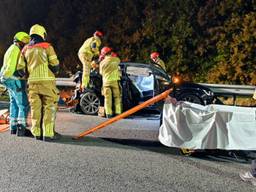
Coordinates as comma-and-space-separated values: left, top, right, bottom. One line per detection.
94, 30, 104, 37
100, 46, 112, 55
111, 52, 118, 57
150, 52, 160, 60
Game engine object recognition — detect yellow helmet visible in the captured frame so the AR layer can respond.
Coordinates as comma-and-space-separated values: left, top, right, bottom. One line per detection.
29, 24, 47, 40
14, 32, 30, 44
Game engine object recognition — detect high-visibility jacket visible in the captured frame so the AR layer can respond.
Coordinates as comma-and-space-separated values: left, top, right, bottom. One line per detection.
78, 36, 101, 58
99, 55, 121, 84
18, 42, 59, 83
155, 58, 166, 71
0, 44, 20, 79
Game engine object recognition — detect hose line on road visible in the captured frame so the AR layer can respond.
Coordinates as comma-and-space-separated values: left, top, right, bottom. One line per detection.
73, 88, 173, 139
0, 125, 9, 133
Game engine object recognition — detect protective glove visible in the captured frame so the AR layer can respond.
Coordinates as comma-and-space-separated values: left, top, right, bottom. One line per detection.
13, 69, 26, 78
48, 65, 59, 75
91, 60, 99, 69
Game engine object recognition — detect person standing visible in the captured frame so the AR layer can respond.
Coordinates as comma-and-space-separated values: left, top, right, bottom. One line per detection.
78, 31, 103, 89
17, 24, 60, 141
150, 52, 166, 71
240, 94, 256, 186
0, 32, 30, 136
99, 47, 122, 118
240, 160, 256, 186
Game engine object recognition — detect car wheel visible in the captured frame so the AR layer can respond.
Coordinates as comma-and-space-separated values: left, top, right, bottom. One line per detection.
177, 92, 204, 105
80, 92, 100, 115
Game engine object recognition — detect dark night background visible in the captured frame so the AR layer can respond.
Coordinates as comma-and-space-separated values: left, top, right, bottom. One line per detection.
0, 0, 255, 85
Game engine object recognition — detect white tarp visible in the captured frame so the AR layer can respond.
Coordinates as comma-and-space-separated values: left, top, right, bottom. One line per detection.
159, 101, 256, 150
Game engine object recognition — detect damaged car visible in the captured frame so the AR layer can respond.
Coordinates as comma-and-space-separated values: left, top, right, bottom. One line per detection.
71, 62, 216, 115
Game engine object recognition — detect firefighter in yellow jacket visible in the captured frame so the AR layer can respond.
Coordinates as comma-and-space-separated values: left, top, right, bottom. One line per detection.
17, 24, 60, 141
99, 47, 122, 118
150, 52, 166, 71
78, 31, 103, 89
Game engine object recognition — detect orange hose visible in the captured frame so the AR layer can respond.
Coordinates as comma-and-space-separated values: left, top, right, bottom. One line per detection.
0, 125, 9, 133
0, 119, 6, 124
74, 88, 172, 139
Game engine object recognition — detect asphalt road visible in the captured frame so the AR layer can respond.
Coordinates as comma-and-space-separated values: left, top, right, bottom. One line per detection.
0, 104, 255, 192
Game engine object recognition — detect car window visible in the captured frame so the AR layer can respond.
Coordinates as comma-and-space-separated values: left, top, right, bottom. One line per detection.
126, 65, 154, 94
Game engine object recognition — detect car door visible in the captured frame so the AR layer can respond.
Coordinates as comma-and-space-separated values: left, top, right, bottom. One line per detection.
151, 64, 172, 94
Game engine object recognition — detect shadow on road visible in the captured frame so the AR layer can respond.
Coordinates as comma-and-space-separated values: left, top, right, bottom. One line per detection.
192, 150, 254, 164
50, 134, 254, 164
54, 134, 181, 156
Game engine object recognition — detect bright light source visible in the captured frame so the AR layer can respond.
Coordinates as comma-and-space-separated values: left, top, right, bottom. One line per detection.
172, 76, 180, 84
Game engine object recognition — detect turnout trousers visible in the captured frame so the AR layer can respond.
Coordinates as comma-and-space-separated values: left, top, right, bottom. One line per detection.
28, 81, 59, 137
78, 53, 93, 88
102, 81, 122, 116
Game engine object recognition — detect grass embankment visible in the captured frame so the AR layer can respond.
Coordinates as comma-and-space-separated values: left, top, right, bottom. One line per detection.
218, 96, 256, 107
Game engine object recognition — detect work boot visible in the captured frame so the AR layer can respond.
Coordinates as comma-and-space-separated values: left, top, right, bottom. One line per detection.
239, 171, 256, 186
10, 129, 17, 135
35, 136, 42, 140
43, 132, 61, 142
17, 125, 26, 137
106, 114, 114, 119
24, 129, 33, 137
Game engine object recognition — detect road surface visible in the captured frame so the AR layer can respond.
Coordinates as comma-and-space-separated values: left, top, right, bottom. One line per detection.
0, 103, 255, 192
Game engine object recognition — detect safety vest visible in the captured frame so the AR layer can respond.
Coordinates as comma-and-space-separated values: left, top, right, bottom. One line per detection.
78, 36, 101, 57
0, 44, 20, 79
18, 42, 59, 83
155, 58, 166, 71
99, 55, 121, 84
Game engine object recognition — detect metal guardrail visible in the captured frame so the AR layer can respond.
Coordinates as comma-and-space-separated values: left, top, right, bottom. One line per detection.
56, 78, 76, 87
199, 83, 255, 97
1, 79, 255, 98
55, 78, 255, 97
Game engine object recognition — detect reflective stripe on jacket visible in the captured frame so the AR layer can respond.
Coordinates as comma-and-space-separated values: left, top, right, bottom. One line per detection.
99, 55, 121, 84
0, 44, 20, 78
18, 42, 59, 83
156, 58, 166, 71
78, 36, 101, 57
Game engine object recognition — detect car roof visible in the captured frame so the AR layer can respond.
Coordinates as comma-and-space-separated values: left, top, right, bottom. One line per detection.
120, 62, 150, 67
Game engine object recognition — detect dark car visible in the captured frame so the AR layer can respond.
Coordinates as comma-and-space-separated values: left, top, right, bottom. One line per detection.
75, 62, 215, 115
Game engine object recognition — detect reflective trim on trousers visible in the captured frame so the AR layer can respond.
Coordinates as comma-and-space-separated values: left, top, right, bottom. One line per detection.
10, 118, 18, 130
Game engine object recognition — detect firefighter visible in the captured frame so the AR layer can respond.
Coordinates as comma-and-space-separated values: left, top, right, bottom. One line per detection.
99, 47, 122, 118
150, 52, 166, 71
78, 31, 103, 89
17, 24, 60, 141
0, 32, 30, 136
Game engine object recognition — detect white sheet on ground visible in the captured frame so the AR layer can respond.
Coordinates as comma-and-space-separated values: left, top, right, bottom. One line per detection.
159, 102, 256, 150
